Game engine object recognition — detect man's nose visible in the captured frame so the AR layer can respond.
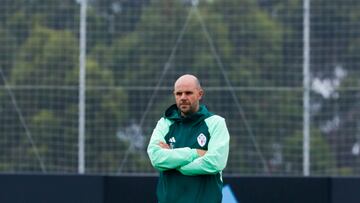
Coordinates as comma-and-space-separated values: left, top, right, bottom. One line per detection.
180, 93, 187, 99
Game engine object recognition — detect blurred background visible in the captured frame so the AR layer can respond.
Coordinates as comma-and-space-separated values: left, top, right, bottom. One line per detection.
0, 0, 360, 176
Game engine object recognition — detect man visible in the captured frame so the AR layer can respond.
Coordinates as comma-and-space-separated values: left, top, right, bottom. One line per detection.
147, 74, 230, 203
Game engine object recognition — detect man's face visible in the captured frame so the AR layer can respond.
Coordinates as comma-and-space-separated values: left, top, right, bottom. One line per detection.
174, 81, 203, 116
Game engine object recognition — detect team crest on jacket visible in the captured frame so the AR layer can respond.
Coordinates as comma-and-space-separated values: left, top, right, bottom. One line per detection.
197, 133, 207, 147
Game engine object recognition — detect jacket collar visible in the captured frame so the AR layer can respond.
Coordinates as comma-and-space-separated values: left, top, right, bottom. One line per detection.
164, 104, 212, 123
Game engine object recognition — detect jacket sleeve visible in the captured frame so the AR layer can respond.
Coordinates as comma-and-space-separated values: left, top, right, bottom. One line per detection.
147, 117, 199, 171
178, 116, 230, 176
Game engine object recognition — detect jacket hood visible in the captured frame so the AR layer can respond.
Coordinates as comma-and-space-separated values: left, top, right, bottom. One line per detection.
164, 104, 213, 124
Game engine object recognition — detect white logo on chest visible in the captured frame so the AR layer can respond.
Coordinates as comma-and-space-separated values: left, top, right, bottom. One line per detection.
197, 133, 207, 147
169, 137, 176, 149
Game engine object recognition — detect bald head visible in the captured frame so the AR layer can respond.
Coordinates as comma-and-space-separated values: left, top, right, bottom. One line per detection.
174, 74, 202, 90
173, 74, 203, 116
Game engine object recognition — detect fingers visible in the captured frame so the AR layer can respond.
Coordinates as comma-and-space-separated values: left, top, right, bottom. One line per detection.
158, 141, 170, 149
158, 141, 207, 156
196, 149, 207, 156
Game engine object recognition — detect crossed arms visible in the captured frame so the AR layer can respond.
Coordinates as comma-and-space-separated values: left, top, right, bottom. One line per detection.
147, 116, 230, 176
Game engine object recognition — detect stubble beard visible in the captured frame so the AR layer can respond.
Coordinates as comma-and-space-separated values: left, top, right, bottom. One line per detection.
178, 103, 197, 116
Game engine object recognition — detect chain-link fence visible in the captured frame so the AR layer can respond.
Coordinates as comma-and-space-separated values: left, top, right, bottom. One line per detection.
0, 0, 360, 176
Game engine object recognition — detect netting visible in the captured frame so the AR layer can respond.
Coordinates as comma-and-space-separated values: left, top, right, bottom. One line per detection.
0, 0, 360, 176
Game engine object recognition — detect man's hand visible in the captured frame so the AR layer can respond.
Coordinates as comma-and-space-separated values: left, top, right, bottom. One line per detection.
158, 141, 170, 149
158, 141, 206, 156
196, 149, 207, 157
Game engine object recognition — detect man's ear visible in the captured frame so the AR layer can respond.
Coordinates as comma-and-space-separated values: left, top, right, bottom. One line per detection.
198, 89, 204, 100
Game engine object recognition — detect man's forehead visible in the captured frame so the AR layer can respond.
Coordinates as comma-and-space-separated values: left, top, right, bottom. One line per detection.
174, 84, 198, 92
175, 78, 196, 86
174, 78, 199, 87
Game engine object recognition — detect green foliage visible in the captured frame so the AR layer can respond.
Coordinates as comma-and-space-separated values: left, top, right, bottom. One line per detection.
29, 110, 61, 170
26, 0, 79, 30
66, 59, 129, 172
0, 27, 17, 76
6, 11, 32, 45
2, 22, 129, 171
213, 0, 284, 87
0, 0, 25, 24
11, 26, 78, 86
283, 129, 337, 175
0, 0, 359, 174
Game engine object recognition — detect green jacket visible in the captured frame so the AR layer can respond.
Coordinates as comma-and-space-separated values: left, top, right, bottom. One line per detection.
147, 104, 230, 203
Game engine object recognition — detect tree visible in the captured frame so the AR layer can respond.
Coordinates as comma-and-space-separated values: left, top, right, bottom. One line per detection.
309, 0, 360, 174
283, 129, 336, 175
210, 0, 304, 174
65, 59, 129, 173
0, 27, 17, 78
3, 25, 129, 172
87, 0, 149, 45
